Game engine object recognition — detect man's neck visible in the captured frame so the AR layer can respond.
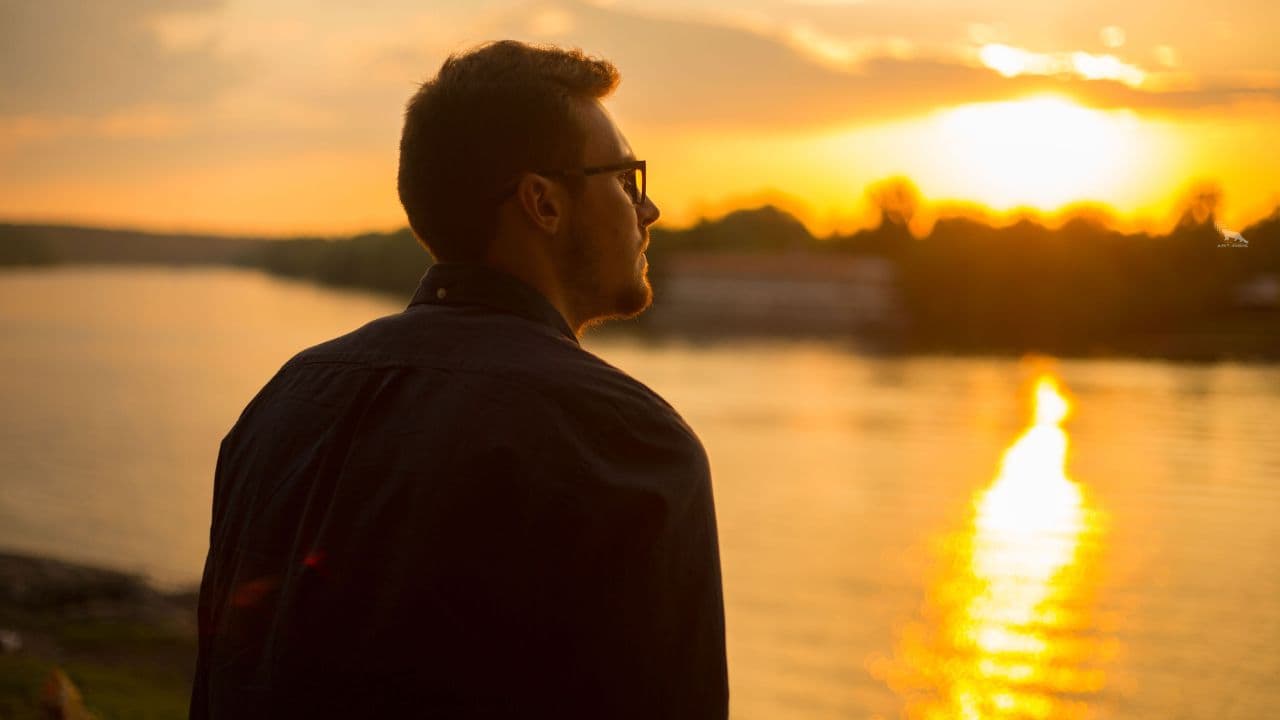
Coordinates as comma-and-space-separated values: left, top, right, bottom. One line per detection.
481, 254, 583, 339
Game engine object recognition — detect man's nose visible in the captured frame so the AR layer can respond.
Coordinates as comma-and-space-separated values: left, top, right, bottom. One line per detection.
639, 196, 660, 227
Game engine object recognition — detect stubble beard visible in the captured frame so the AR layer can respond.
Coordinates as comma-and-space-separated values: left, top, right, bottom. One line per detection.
563, 220, 653, 331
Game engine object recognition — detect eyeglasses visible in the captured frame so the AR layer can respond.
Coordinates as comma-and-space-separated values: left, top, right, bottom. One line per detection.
498, 159, 647, 206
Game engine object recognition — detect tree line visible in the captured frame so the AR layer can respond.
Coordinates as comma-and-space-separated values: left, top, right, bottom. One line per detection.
3, 182, 1277, 359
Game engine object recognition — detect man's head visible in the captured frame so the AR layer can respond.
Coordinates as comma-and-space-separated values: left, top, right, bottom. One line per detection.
397, 40, 660, 336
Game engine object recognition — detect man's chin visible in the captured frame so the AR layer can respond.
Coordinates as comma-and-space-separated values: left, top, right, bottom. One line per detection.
604, 277, 653, 322
581, 287, 651, 334
615, 282, 653, 319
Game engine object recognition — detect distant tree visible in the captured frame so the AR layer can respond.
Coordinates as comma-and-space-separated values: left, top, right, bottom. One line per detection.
0, 234, 58, 266
866, 176, 921, 228
1176, 180, 1223, 229
849, 177, 922, 257
1242, 208, 1280, 271
239, 229, 431, 298
663, 205, 814, 253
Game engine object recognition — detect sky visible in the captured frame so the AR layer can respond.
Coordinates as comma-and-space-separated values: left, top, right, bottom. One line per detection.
2, 0, 1279, 237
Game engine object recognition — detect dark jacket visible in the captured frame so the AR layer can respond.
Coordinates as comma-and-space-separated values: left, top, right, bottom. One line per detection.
191, 262, 729, 718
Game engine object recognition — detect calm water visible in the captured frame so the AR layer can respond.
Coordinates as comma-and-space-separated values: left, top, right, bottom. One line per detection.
1, 266, 1278, 719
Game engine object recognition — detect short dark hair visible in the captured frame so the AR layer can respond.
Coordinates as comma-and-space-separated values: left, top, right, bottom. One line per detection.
397, 40, 620, 262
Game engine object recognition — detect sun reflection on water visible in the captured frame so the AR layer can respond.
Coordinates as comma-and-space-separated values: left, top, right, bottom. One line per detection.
877, 373, 1110, 719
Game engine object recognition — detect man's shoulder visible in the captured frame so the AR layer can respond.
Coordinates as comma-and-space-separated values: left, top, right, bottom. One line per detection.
469, 340, 690, 439
282, 307, 666, 404
272, 307, 649, 391
552, 345, 679, 414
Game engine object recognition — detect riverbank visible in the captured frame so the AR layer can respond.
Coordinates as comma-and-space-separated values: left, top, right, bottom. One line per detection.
0, 551, 196, 719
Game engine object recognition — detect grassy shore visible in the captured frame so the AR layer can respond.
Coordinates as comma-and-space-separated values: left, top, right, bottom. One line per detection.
0, 552, 197, 719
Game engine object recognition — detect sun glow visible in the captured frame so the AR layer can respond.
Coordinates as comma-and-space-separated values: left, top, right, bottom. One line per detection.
975, 376, 1079, 543
918, 95, 1158, 213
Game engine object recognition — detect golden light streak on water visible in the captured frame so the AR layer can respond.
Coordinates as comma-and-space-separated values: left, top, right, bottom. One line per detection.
876, 372, 1111, 719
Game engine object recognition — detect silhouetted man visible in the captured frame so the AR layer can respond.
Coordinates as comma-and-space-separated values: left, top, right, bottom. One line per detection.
191, 41, 729, 718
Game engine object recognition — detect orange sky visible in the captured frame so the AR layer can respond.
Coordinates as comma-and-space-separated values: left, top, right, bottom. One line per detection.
2, 0, 1278, 237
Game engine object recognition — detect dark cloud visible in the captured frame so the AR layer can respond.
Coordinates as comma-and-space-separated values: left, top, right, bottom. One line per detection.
1065, 76, 1280, 114
487, 1, 1280, 130
0, 0, 250, 115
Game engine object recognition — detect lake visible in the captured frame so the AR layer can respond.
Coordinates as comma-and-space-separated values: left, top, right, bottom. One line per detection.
1, 265, 1277, 719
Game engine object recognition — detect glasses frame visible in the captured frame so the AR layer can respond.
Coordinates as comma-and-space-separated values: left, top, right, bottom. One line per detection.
500, 159, 647, 206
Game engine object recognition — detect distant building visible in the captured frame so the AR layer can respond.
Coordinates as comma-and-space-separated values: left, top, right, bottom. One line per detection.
649, 251, 902, 339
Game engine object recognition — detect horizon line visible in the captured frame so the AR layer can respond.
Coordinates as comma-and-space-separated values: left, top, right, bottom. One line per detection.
1, 198, 1275, 243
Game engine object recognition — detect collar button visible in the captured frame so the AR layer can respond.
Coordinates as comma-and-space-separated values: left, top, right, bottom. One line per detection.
435, 287, 447, 299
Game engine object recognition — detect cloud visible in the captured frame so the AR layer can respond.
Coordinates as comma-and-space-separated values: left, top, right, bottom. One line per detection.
0, 105, 194, 154
4, 2, 1277, 193
978, 43, 1147, 87
0, 0, 251, 116
476, 1, 1280, 131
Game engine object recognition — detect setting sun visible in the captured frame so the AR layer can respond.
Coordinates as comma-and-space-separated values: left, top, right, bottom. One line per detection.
919, 96, 1164, 213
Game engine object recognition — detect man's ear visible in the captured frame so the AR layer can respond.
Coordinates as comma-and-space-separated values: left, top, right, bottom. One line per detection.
515, 172, 565, 235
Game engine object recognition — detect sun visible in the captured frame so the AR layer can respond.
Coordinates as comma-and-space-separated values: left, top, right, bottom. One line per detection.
920, 94, 1156, 213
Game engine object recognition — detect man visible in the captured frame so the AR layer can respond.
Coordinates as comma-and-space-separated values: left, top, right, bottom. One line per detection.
191, 40, 729, 718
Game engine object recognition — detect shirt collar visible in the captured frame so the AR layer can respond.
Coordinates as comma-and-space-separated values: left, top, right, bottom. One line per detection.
407, 262, 579, 345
